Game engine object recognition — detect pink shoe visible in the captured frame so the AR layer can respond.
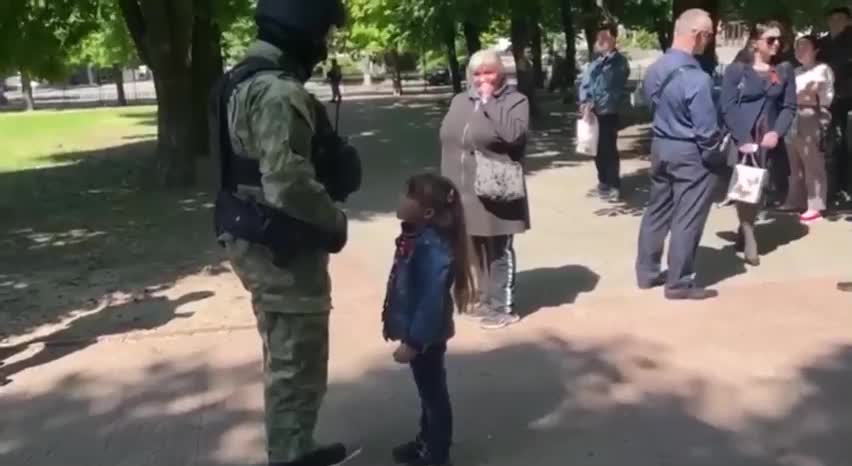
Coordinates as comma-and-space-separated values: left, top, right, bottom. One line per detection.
800, 210, 822, 222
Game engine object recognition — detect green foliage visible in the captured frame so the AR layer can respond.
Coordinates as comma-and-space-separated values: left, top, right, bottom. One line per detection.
622, 28, 661, 49
218, 0, 256, 64
70, 1, 138, 68
721, 0, 840, 29
221, 15, 256, 65
0, 0, 100, 80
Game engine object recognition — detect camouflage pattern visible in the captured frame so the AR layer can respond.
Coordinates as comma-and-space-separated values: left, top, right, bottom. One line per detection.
223, 39, 343, 463
253, 305, 329, 462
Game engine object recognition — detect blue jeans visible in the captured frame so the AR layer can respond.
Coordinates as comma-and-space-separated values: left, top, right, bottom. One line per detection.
411, 343, 452, 463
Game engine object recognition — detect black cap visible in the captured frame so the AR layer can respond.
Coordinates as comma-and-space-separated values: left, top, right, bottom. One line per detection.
255, 0, 345, 39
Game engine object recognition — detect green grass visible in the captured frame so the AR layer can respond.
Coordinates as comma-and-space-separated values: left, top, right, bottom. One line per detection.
0, 106, 157, 172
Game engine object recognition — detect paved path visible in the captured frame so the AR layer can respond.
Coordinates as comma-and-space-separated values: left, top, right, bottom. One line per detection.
2, 94, 852, 466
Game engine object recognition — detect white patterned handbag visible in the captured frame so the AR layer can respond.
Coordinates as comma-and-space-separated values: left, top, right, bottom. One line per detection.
726, 152, 767, 205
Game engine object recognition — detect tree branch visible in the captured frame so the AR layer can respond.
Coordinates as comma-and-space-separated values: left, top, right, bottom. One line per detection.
117, 0, 150, 66
132, 0, 193, 73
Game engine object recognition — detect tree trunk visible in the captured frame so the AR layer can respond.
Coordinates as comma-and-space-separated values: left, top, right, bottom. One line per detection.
119, 0, 196, 186
362, 57, 373, 86
510, 9, 537, 117
153, 72, 196, 186
673, 0, 719, 74
443, 23, 463, 94
20, 69, 34, 111
462, 20, 482, 56
87, 65, 97, 86
579, 0, 603, 59
560, 0, 577, 80
113, 64, 128, 106
531, 15, 545, 89
191, 0, 223, 159
387, 49, 404, 96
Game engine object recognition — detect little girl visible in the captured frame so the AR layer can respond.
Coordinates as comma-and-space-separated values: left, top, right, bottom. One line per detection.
382, 173, 475, 466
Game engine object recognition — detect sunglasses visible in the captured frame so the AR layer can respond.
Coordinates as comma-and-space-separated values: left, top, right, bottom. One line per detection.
762, 36, 782, 46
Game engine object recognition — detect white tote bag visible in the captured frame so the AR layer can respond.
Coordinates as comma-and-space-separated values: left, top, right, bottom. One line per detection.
726, 152, 767, 205
575, 112, 599, 156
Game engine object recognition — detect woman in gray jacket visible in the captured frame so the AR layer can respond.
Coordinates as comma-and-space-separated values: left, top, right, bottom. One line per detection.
440, 49, 531, 330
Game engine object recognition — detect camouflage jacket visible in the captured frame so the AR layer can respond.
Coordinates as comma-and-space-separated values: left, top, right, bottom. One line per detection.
224, 40, 341, 314
227, 40, 343, 235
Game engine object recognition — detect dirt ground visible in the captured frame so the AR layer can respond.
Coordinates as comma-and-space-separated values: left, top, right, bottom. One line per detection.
2, 92, 852, 466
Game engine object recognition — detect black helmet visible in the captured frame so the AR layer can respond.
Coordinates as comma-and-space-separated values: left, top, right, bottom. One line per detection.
255, 0, 345, 40
255, 0, 345, 76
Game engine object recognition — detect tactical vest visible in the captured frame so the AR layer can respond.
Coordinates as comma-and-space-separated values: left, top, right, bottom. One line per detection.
210, 57, 358, 264
211, 56, 286, 193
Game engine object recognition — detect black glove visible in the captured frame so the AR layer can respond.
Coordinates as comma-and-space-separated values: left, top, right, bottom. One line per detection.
325, 209, 348, 253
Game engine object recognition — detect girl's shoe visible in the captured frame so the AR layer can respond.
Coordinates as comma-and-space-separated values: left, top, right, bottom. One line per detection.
461, 303, 492, 321
392, 440, 424, 464
800, 210, 822, 223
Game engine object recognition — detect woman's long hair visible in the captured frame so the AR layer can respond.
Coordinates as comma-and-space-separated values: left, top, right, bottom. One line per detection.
405, 173, 476, 313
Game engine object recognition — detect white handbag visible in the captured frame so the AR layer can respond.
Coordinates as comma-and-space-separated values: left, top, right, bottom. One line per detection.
575, 112, 599, 156
726, 152, 767, 205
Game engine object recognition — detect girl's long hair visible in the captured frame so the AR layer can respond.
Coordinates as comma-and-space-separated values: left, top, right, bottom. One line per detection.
406, 173, 476, 313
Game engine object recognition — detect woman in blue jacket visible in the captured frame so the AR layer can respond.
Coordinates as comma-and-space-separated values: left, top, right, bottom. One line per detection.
721, 20, 797, 265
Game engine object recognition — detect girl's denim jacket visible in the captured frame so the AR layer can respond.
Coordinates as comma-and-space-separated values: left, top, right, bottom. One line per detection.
382, 223, 455, 351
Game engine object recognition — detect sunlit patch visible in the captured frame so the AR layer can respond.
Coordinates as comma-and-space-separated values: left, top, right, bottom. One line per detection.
85, 188, 135, 196
20, 228, 108, 249
0, 438, 22, 455
527, 150, 560, 158
0, 280, 29, 290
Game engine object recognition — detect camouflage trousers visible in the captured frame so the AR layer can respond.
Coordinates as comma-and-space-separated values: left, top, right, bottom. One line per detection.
253, 309, 329, 463
225, 239, 331, 463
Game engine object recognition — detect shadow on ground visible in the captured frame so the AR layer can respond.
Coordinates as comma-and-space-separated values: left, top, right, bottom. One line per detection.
0, 291, 213, 385
0, 138, 227, 348
698, 212, 811, 286
514, 265, 600, 318
1, 337, 850, 465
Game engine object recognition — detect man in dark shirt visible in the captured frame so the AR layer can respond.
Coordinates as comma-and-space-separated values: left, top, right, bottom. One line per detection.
819, 7, 852, 202
635, 8, 722, 300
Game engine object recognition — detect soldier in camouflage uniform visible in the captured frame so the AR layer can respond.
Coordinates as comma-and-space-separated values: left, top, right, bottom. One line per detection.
216, 1, 354, 465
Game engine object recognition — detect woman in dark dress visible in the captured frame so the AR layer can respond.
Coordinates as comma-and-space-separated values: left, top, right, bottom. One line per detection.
440, 48, 531, 330
721, 21, 797, 265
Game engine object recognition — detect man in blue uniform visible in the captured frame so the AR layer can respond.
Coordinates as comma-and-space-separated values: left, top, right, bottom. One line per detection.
635, 8, 722, 300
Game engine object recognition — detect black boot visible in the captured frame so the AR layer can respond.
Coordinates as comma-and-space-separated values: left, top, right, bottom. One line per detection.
271, 443, 357, 466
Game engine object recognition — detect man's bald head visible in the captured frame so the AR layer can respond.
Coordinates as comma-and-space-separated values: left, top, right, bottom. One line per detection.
672, 8, 714, 54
